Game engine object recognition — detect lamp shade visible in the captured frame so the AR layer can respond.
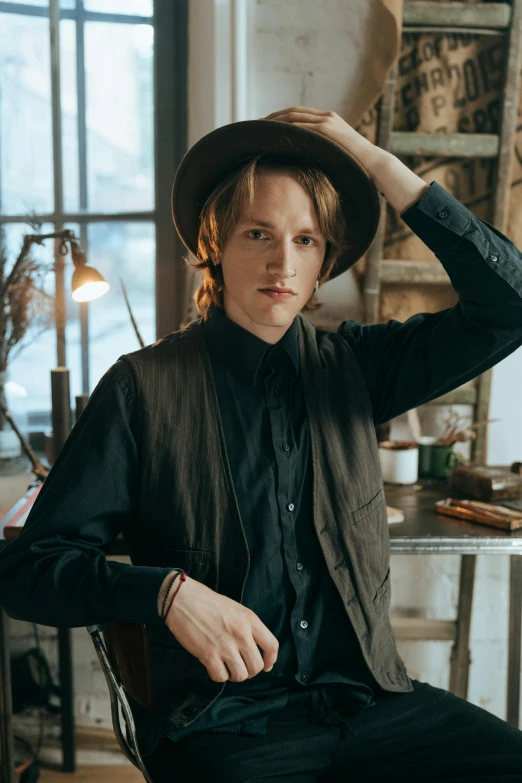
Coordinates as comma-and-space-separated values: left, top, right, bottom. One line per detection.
72, 265, 110, 302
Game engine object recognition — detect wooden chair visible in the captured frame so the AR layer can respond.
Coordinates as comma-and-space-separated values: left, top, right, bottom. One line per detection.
87, 622, 154, 783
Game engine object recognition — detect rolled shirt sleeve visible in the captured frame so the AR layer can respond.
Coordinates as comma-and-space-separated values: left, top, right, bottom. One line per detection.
339, 181, 522, 426
0, 359, 175, 629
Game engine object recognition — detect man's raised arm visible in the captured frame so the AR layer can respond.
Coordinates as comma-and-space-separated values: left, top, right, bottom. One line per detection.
260, 108, 522, 426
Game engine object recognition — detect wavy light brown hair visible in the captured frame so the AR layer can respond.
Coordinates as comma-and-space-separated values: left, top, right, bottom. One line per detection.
184, 154, 353, 318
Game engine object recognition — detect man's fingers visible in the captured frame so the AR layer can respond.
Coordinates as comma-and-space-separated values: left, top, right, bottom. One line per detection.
252, 625, 279, 670
240, 644, 266, 678
263, 106, 327, 120
223, 651, 250, 682
262, 113, 325, 127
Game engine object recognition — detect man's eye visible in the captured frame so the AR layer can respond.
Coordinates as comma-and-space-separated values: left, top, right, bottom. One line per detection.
246, 231, 315, 244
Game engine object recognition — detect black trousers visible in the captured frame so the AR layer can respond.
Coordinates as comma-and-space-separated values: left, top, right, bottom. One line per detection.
144, 680, 522, 783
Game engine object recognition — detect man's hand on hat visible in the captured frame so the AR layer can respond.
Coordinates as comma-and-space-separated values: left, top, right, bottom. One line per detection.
262, 106, 429, 213
261, 106, 385, 173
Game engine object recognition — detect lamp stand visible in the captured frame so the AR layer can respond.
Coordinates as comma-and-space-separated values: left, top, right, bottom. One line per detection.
50, 368, 71, 465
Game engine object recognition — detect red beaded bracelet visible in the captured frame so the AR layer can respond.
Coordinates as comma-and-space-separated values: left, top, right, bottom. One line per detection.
162, 569, 187, 622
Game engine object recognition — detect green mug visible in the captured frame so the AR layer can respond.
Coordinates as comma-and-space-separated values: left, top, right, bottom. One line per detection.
418, 443, 433, 477
418, 443, 461, 479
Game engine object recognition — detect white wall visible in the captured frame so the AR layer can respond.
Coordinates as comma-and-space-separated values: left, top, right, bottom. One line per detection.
488, 350, 522, 466
11, 0, 522, 742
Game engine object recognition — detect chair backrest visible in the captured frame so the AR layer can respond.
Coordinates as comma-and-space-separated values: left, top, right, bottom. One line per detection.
86, 623, 154, 783
105, 620, 152, 707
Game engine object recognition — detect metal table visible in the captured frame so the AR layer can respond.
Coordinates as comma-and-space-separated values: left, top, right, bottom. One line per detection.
1, 477, 521, 783
386, 479, 522, 729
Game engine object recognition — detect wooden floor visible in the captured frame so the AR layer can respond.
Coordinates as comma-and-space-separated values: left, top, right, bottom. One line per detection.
38, 767, 144, 782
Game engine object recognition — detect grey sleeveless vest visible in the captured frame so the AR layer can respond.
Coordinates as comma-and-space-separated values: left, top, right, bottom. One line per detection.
121, 314, 412, 758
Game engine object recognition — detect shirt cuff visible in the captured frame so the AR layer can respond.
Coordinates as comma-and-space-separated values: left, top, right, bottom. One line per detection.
112, 564, 180, 628
399, 180, 475, 248
400, 180, 522, 298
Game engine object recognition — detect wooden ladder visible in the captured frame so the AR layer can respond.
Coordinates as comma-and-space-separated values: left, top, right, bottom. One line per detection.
371, 1, 522, 709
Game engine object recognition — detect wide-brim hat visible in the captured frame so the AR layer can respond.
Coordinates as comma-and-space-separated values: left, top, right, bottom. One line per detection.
172, 119, 380, 282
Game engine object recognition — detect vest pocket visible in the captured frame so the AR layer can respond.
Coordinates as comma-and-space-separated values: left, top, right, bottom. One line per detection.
166, 548, 210, 570
145, 547, 211, 576
349, 487, 390, 598
351, 487, 385, 526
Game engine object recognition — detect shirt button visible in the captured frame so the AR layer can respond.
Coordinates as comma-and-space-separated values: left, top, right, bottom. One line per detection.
287, 502, 295, 512
282, 443, 290, 452
300, 620, 308, 629
437, 209, 448, 219
489, 253, 498, 262
296, 562, 304, 571
301, 672, 307, 681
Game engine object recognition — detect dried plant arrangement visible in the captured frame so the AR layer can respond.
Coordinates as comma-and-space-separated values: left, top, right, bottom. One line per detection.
436, 407, 500, 447
0, 226, 56, 430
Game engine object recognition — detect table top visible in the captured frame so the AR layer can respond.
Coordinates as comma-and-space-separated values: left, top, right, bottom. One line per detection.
386, 479, 522, 554
2, 474, 522, 556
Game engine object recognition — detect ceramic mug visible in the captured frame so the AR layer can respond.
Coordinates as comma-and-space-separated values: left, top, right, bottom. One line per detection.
418, 438, 461, 479
378, 440, 419, 484
418, 436, 437, 477
429, 444, 461, 479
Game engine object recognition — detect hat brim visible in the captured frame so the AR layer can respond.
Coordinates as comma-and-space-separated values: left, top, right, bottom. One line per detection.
172, 119, 381, 281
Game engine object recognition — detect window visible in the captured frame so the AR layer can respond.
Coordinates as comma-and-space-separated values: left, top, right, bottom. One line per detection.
0, 0, 185, 430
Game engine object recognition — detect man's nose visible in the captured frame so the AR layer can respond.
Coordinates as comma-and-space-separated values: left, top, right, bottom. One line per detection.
267, 238, 295, 278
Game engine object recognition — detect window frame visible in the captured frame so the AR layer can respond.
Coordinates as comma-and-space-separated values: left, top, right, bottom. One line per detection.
0, 0, 188, 393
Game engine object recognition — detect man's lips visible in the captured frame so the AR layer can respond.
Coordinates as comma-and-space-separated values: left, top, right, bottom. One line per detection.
259, 288, 297, 300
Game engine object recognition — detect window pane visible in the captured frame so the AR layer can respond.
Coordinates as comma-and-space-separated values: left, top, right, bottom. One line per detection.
85, 22, 154, 212
61, 19, 79, 212
87, 222, 155, 388
0, 13, 54, 215
85, 0, 152, 15
61, 1, 76, 8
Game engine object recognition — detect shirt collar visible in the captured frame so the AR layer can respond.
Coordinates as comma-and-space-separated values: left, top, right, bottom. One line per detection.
202, 305, 300, 386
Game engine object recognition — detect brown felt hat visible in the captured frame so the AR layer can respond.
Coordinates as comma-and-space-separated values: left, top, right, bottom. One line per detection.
171, 119, 380, 282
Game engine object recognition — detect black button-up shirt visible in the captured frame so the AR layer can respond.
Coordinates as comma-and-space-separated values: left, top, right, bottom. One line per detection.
166, 304, 380, 742
1, 181, 521, 739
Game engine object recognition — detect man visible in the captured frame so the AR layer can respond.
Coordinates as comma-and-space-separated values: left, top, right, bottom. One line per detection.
1, 107, 522, 782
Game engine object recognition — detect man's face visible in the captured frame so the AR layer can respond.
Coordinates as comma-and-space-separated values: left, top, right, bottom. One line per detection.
213, 170, 327, 344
